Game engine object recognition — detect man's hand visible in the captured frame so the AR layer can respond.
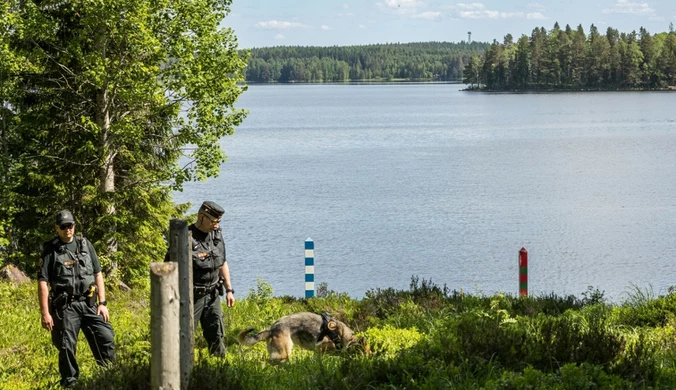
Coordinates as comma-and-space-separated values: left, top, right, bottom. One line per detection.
97, 305, 110, 322
226, 292, 235, 308
41, 313, 54, 331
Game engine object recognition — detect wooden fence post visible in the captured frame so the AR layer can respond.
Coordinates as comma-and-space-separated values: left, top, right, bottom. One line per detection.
150, 262, 180, 389
168, 219, 193, 389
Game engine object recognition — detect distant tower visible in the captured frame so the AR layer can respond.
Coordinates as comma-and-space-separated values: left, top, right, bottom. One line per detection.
468, 31, 472, 44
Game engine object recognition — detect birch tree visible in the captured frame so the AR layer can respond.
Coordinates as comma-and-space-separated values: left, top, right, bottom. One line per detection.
3, 0, 247, 285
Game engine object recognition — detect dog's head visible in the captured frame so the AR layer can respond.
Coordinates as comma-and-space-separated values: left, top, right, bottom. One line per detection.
345, 336, 372, 356
327, 320, 371, 356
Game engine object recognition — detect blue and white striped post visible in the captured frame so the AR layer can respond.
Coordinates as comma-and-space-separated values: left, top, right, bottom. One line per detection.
305, 238, 315, 298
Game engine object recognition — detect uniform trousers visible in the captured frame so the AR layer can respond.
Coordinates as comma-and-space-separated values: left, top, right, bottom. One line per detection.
194, 291, 226, 357
50, 300, 115, 387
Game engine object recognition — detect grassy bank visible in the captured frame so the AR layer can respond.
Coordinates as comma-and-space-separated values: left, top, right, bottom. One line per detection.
2, 278, 676, 389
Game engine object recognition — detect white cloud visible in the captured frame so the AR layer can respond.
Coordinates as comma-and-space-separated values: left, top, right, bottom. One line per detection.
376, 0, 422, 15
338, 12, 354, 16
321, 25, 332, 30
359, 24, 367, 29
255, 20, 312, 30
274, 34, 285, 40
412, 11, 442, 21
447, 3, 546, 20
602, 0, 656, 17
527, 12, 547, 20
527, 2, 545, 11
449, 3, 485, 11
343, 3, 349, 9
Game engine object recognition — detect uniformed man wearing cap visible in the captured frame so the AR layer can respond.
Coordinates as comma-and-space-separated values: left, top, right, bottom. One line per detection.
189, 200, 235, 357
37, 210, 116, 388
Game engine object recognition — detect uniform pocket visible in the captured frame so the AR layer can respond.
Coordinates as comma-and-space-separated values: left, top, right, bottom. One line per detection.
55, 254, 75, 277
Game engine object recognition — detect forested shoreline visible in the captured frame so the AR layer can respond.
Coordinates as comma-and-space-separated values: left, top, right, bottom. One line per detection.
464, 23, 676, 91
243, 42, 488, 82
243, 24, 676, 90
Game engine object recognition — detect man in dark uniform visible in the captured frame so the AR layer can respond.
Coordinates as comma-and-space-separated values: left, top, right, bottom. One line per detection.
190, 201, 235, 357
37, 210, 116, 388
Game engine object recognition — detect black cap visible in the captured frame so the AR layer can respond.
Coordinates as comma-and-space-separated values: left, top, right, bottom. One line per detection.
55, 210, 75, 225
199, 201, 224, 219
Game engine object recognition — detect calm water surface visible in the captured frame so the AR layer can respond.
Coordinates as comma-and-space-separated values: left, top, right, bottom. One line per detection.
173, 84, 676, 301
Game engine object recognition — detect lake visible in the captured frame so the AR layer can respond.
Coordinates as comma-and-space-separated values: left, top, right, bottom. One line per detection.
172, 83, 676, 302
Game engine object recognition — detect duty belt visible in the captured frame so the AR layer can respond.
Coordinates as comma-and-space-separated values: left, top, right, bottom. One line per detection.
51, 291, 89, 303
194, 284, 218, 298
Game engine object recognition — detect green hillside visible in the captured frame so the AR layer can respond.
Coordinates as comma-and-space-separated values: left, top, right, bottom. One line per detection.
243, 42, 488, 82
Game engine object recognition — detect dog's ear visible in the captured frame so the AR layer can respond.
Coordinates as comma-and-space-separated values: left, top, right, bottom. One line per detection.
328, 320, 345, 337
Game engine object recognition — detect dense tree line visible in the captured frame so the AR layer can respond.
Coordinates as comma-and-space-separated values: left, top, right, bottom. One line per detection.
465, 23, 676, 90
0, 0, 246, 286
244, 42, 488, 82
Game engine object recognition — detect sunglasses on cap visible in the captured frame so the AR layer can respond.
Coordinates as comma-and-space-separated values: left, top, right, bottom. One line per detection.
59, 223, 74, 230
202, 213, 221, 224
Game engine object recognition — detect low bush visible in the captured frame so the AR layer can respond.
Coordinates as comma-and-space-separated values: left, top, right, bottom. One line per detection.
2, 278, 676, 389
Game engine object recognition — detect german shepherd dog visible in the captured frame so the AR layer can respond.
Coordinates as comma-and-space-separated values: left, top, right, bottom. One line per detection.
238, 312, 368, 362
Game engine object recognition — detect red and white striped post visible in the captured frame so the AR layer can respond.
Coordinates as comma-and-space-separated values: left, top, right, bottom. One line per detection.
519, 247, 528, 297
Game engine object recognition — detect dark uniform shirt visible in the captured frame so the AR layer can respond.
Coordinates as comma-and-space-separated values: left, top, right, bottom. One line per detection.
38, 237, 101, 294
189, 224, 226, 287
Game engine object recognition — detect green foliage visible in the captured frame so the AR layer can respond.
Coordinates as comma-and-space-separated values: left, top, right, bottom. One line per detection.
3, 279, 676, 389
364, 325, 424, 359
467, 22, 676, 91
613, 285, 676, 327
0, 0, 247, 286
245, 42, 489, 82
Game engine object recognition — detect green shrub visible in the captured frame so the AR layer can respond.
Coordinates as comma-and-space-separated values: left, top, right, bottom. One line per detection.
3, 278, 676, 389
363, 324, 424, 359
614, 286, 676, 327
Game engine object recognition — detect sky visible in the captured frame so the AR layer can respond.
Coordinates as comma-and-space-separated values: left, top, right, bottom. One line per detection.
224, 0, 676, 48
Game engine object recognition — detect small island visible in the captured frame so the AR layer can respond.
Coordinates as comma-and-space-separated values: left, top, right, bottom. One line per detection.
464, 22, 676, 92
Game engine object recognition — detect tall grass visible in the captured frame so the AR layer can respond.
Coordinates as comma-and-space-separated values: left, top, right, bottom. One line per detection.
2, 277, 676, 389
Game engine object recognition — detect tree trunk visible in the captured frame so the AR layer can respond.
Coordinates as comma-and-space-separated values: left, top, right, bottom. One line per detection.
98, 89, 117, 242
95, 33, 118, 272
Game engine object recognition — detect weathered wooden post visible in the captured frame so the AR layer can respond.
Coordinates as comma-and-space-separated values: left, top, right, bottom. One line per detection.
168, 219, 193, 389
150, 262, 180, 390
305, 238, 315, 298
519, 247, 528, 297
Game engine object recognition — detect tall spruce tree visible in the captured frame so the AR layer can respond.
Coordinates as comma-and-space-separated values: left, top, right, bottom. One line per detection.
3, 0, 247, 285
639, 27, 658, 88
571, 24, 587, 86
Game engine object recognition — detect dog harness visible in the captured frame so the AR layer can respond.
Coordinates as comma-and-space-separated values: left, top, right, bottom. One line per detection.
317, 312, 344, 349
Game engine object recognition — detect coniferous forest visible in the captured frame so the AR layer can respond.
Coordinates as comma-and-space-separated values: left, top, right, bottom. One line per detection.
243, 23, 676, 90
464, 23, 676, 91
243, 42, 488, 82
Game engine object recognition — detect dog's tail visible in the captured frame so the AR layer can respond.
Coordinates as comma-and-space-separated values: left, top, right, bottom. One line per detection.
237, 328, 271, 346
